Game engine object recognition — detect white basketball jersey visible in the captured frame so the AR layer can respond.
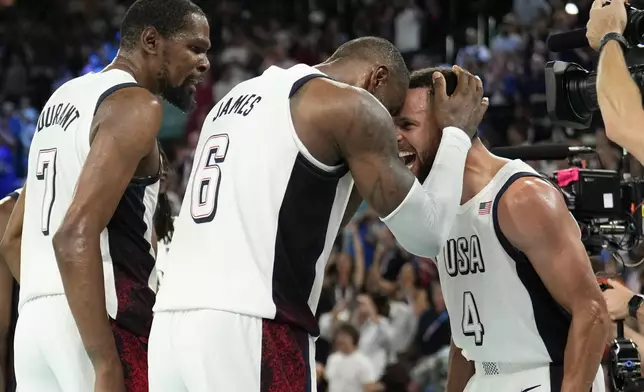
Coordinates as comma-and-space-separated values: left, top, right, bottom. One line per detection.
21, 70, 159, 336
154, 64, 354, 335
436, 160, 571, 364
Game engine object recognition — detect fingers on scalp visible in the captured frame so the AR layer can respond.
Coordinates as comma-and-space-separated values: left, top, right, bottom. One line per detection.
458, 65, 477, 92
479, 97, 490, 115
432, 72, 447, 101
475, 75, 483, 91
453, 66, 470, 96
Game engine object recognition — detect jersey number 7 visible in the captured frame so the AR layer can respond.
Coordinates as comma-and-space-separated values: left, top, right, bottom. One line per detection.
190, 134, 230, 224
36, 148, 57, 235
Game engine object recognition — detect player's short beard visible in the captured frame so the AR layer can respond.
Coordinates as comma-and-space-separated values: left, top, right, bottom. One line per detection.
157, 61, 197, 113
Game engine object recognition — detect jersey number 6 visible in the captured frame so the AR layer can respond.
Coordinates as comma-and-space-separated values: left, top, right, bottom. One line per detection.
190, 134, 230, 224
36, 148, 57, 235
462, 291, 484, 346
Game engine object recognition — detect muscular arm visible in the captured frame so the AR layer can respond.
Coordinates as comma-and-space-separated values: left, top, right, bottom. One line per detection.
0, 188, 24, 282
597, 41, 644, 163
52, 88, 161, 373
498, 178, 610, 392
445, 340, 474, 392
340, 187, 362, 228
331, 87, 471, 257
0, 194, 17, 391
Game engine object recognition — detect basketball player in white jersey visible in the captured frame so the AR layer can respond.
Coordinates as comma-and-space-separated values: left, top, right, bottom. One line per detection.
0, 189, 20, 392
395, 67, 610, 392
0, 1, 210, 391
150, 38, 487, 391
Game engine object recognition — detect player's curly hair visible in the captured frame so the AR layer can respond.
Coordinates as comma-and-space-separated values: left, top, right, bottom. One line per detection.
409, 67, 458, 96
155, 145, 175, 245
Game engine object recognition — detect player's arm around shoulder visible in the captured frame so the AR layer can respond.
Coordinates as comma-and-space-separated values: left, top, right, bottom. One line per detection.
312, 81, 456, 258
324, 84, 416, 218
497, 177, 610, 392
52, 87, 161, 389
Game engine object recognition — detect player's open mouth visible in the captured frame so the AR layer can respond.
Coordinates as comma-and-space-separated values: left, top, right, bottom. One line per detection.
398, 151, 416, 170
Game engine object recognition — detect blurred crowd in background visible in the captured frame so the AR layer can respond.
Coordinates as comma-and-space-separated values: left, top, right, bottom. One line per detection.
1, 0, 640, 390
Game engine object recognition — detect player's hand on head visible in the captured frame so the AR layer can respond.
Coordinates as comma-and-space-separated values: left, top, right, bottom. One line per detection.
586, 0, 628, 50
603, 278, 634, 320
432, 65, 486, 138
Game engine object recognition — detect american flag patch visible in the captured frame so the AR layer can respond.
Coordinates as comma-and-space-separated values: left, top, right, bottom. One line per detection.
478, 201, 492, 215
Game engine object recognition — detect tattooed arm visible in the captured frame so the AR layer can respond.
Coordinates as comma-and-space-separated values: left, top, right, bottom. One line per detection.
328, 85, 473, 257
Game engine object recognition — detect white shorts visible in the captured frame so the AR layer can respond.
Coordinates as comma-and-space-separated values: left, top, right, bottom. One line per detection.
14, 295, 94, 392
149, 309, 317, 392
465, 362, 606, 392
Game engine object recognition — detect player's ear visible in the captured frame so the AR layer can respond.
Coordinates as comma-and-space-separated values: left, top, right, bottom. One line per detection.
369, 65, 389, 90
140, 27, 161, 55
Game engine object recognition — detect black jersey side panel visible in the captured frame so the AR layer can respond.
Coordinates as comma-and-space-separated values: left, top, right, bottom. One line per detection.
106, 183, 156, 338
272, 153, 348, 336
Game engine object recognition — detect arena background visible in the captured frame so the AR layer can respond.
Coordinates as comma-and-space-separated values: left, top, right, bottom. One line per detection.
0, 0, 639, 390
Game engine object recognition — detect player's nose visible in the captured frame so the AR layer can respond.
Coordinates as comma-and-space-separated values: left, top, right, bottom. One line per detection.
396, 130, 404, 141
197, 56, 210, 74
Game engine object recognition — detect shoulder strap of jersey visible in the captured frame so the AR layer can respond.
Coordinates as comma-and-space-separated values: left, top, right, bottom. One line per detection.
289, 74, 331, 98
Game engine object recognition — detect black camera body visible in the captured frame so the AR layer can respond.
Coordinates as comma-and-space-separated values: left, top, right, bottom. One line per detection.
548, 166, 643, 255
545, 3, 644, 129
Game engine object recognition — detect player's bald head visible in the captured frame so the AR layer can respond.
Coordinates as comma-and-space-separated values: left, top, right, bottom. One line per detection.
326, 37, 409, 116
328, 37, 410, 88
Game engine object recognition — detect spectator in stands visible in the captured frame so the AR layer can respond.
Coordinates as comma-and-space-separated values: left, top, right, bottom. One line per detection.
410, 282, 450, 359
490, 13, 524, 53
325, 324, 381, 392
455, 28, 491, 68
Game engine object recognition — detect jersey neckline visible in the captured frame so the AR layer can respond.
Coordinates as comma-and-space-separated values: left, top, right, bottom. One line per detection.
458, 160, 526, 214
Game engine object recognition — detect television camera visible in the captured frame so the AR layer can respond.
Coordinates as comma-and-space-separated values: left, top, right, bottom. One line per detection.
545, 1, 644, 130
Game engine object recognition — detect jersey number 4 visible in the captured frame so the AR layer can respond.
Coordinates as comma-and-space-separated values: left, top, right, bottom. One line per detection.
36, 148, 57, 235
462, 291, 484, 346
190, 134, 230, 224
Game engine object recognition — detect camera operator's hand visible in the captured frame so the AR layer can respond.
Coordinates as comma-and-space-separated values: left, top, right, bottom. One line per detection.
602, 278, 634, 321
586, 0, 627, 50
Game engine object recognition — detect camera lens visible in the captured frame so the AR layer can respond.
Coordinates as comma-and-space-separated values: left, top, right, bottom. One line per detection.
626, 6, 644, 46
566, 71, 599, 116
